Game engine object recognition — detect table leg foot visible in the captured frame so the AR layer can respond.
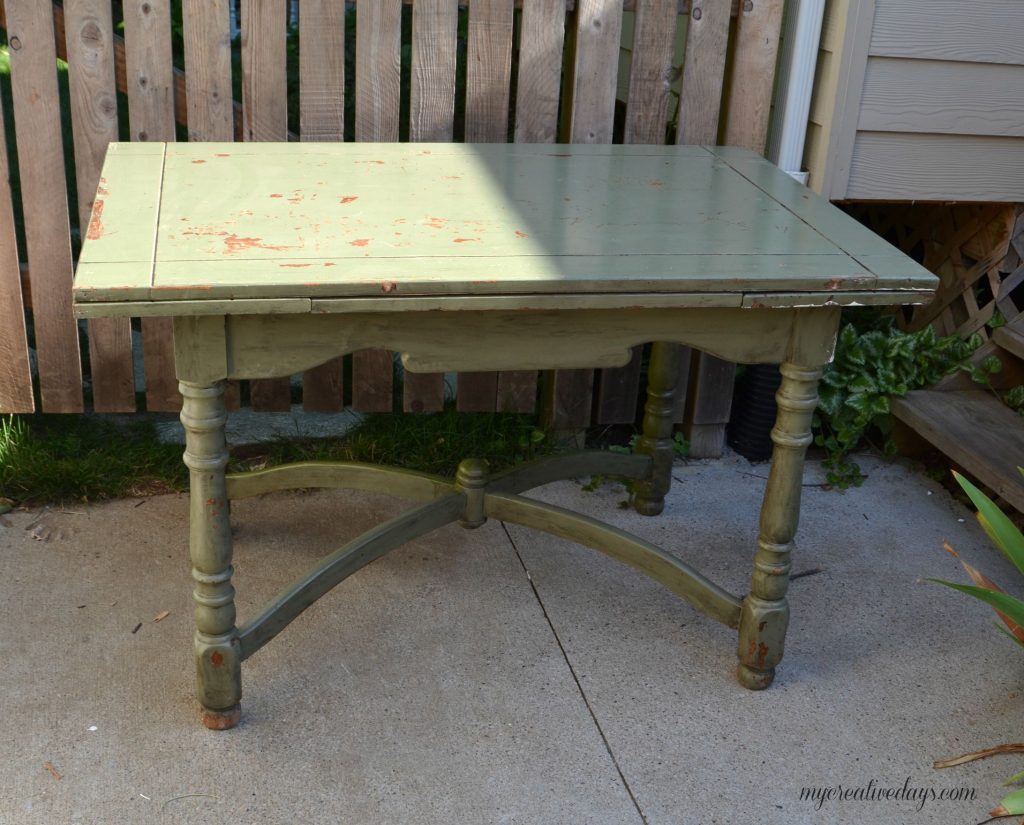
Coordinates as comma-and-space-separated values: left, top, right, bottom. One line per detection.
633, 497, 664, 517
201, 703, 241, 731
736, 663, 774, 690
634, 342, 683, 517
736, 594, 787, 690
195, 631, 242, 728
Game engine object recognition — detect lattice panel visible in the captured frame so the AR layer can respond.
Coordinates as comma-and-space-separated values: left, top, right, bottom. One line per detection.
996, 209, 1024, 323
846, 203, 1024, 340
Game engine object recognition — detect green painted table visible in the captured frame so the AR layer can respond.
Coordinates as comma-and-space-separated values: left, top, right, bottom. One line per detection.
74, 142, 936, 729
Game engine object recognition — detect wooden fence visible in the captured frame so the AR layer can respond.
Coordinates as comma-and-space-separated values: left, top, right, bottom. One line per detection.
0, 0, 785, 456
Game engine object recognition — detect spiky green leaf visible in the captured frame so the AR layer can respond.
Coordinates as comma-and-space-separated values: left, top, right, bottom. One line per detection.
1003, 769, 1024, 787
992, 786, 1024, 817
928, 579, 1024, 630
953, 471, 1024, 577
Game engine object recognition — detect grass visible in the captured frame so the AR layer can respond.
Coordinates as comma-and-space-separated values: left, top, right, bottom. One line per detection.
0, 406, 556, 506
230, 407, 551, 477
0, 414, 187, 504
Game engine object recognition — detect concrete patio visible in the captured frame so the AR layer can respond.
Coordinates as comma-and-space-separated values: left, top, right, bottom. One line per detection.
0, 452, 1020, 825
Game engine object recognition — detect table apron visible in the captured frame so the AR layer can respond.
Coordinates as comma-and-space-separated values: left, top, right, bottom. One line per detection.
174, 307, 842, 381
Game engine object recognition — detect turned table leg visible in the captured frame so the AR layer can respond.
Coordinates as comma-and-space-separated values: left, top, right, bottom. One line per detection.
634, 342, 683, 516
180, 380, 242, 729
736, 362, 822, 689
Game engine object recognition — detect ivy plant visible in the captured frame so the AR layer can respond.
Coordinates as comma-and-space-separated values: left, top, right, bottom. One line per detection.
814, 320, 986, 487
1006, 385, 1024, 415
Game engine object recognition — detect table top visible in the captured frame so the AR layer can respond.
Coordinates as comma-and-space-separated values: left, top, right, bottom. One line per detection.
72, 142, 936, 317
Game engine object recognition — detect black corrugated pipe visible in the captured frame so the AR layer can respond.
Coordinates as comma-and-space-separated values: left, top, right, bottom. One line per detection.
727, 364, 782, 462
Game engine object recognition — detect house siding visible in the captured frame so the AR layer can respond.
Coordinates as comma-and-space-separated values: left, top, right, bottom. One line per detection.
804, 0, 1024, 201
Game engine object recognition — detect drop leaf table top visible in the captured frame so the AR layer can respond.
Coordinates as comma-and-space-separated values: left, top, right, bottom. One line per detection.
73, 142, 935, 316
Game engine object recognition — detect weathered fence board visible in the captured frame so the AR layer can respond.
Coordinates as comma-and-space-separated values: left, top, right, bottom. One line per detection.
0, 75, 33, 413
66, 0, 136, 413
623, 0, 678, 145
673, 0, 730, 428
514, 0, 565, 144
673, 0, 730, 430
182, 0, 239, 410
404, 0, 457, 414
546, 0, 625, 432
465, 0, 513, 143
457, 0, 518, 413
595, 0, 679, 425
241, 0, 287, 141
677, 0, 730, 145
352, 0, 402, 412
123, 0, 181, 413
682, 0, 785, 456
182, 0, 234, 142
241, 0, 292, 412
502, 1, 568, 415
569, 0, 623, 144
455, 0, 509, 413
410, 0, 457, 142
299, 0, 347, 413
6, 1, 83, 412
725, 0, 784, 151
298, 0, 345, 142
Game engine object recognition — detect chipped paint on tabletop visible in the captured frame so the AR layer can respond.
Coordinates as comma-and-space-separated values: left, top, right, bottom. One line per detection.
72, 142, 938, 306
86, 199, 105, 240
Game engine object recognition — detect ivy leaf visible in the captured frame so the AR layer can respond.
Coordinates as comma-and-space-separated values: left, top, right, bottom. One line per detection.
870, 395, 890, 416
860, 331, 886, 361
817, 387, 843, 417
848, 373, 877, 393
981, 355, 1003, 375
961, 363, 987, 385
844, 392, 874, 417
843, 343, 866, 367
838, 323, 859, 351
875, 367, 898, 393
836, 426, 858, 448
820, 368, 847, 388
889, 335, 913, 357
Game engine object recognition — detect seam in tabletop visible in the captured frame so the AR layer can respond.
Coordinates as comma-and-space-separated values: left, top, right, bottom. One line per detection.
148, 142, 168, 292
702, 146, 896, 289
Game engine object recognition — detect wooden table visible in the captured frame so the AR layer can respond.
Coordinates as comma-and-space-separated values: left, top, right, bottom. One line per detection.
73, 142, 936, 729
